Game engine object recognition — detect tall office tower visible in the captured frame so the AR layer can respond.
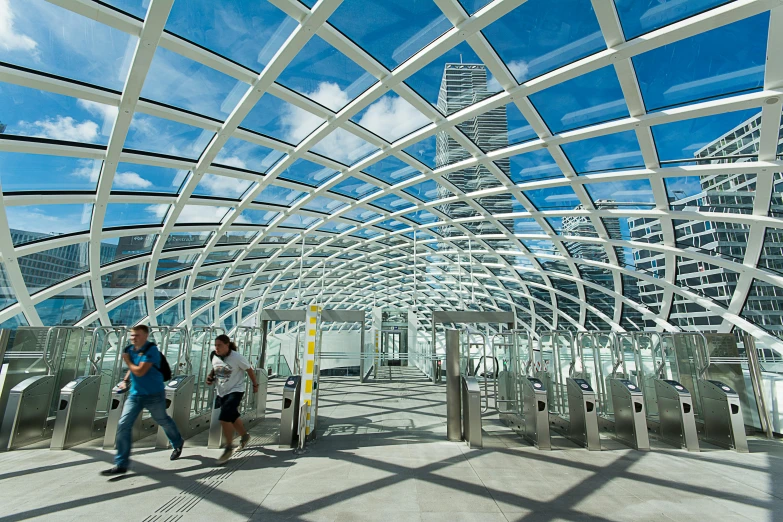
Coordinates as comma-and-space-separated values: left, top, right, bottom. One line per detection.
434, 64, 513, 236
629, 110, 783, 339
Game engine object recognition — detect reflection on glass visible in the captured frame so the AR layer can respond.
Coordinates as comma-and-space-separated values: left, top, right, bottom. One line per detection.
634, 14, 768, 111
585, 179, 656, 209
0, 153, 102, 192
8, 204, 93, 245
0, 262, 17, 310
241, 94, 326, 145
502, 149, 562, 184
303, 196, 348, 214
351, 93, 431, 142
103, 262, 147, 302
403, 135, 437, 168
108, 296, 147, 326
310, 127, 379, 165
125, 113, 214, 159
101, 235, 157, 265
1, 0, 137, 90
277, 159, 337, 187
164, 232, 212, 250
562, 131, 644, 174
194, 174, 253, 199
614, 0, 732, 40
113, 163, 188, 193
104, 203, 167, 228
35, 282, 95, 325
18, 242, 89, 292
236, 209, 279, 225
329, 0, 452, 70
280, 214, 319, 229
482, 0, 604, 83
215, 138, 285, 173
256, 184, 306, 206
166, 0, 296, 72
174, 205, 231, 224
523, 186, 581, 210
157, 253, 199, 278
404, 179, 448, 202
371, 194, 415, 212
530, 66, 628, 133
330, 177, 381, 199
342, 207, 382, 222
404, 209, 439, 224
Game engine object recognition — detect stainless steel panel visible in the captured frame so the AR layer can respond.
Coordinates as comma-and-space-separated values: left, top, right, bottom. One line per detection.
279, 376, 301, 448
698, 379, 749, 452
654, 379, 699, 452
566, 378, 600, 451
50, 375, 101, 450
446, 330, 461, 442
156, 375, 195, 448
102, 387, 151, 449
609, 379, 649, 451
0, 375, 56, 451
461, 375, 482, 449
522, 377, 551, 450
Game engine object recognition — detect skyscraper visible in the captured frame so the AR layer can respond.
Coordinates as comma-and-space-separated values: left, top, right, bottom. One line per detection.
434, 63, 513, 235
629, 110, 783, 339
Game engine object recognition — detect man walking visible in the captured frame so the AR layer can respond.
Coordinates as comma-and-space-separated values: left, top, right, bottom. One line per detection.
101, 325, 184, 475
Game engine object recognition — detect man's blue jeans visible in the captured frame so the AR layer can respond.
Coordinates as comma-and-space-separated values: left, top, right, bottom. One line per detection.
115, 391, 184, 468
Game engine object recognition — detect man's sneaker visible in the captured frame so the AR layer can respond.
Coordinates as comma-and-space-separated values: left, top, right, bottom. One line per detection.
100, 466, 127, 476
170, 445, 183, 461
239, 434, 251, 451
216, 446, 234, 465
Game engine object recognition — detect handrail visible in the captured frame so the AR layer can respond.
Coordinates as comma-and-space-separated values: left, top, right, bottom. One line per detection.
695, 331, 711, 379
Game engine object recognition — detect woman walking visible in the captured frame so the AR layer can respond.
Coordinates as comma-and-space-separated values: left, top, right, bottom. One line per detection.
206, 334, 259, 464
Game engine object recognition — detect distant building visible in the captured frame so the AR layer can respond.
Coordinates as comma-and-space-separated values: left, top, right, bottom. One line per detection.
435, 63, 513, 235
629, 110, 783, 339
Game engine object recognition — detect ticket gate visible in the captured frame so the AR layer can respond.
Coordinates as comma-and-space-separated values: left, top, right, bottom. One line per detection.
565, 377, 600, 451
461, 375, 482, 449
0, 375, 57, 450
522, 376, 551, 450
609, 379, 650, 451
279, 376, 301, 448
50, 376, 101, 450
156, 375, 194, 448
698, 380, 749, 453
654, 379, 699, 452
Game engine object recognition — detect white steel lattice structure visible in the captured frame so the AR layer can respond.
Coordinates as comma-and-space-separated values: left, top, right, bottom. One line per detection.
1, 0, 783, 350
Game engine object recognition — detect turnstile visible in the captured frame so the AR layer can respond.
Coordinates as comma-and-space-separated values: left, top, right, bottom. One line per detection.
156, 375, 195, 449
279, 375, 301, 448
461, 375, 482, 449
0, 375, 57, 451
610, 379, 650, 451
497, 370, 514, 413
566, 377, 600, 451
208, 370, 268, 449
654, 379, 699, 452
698, 380, 749, 453
50, 376, 101, 450
522, 377, 551, 450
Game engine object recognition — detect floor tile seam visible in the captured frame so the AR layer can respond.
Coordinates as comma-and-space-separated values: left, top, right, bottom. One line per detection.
250, 446, 301, 519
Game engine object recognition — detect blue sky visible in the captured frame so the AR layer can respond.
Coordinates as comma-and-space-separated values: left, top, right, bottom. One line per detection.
0, 0, 775, 320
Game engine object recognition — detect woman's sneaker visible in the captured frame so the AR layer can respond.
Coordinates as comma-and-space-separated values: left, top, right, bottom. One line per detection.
217, 446, 234, 465
239, 434, 251, 451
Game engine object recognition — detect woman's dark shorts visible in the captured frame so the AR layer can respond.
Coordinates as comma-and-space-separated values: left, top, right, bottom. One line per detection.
215, 392, 244, 423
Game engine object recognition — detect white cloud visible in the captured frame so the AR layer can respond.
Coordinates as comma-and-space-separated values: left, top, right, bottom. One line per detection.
5, 204, 91, 235
145, 204, 170, 220
114, 171, 152, 189
77, 99, 118, 136
488, 60, 528, 92
18, 116, 99, 142
357, 95, 430, 142
71, 159, 102, 184
197, 173, 252, 198
214, 154, 247, 169
0, 0, 37, 53
174, 205, 231, 224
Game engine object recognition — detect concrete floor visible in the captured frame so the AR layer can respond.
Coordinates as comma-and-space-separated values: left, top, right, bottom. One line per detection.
0, 367, 782, 521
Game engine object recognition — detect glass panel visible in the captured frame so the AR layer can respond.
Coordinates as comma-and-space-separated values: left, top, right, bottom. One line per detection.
651, 109, 761, 163
665, 175, 755, 214
164, 232, 212, 250
502, 149, 562, 184
125, 113, 214, 159
35, 282, 95, 326
371, 194, 415, 212
113, 163, 188, 193
277, 159, 338, 187
215, 137, 285, 173
310, 127, 379, 165
166, 0, 296, 72
0, 83, 114, 145
18, 242, 89, 292
241, 94, 325, 145
102, 235, 157, 264
523, 186, 581, 211
1, 0, 136, 90
302, 196, 347, 214
329, 177, 381, 199
157, 301, 185, 326
141, 46, 248, 120
350, 93, 431, 142
403, 135, 437, 168
280, 214, 318, 229
404, 179, 449, 202
154, 276, 189, 305
362, 156, 420, 185
104, 204, 166, 228
530, 66, 628, 133
194, 174, 253, 199
0, 262, 17, 310
204, 250, 240, 265
341, 207, 382, 223
562, 130, 644, 174
0, 153, 101, 192
614, 0, 732, 40
108, 296, 147, 326
585, 179, 656, 209
236, 209, 279, 225
103, 263, 147, 302
174, 205, 231, 224
486, 103, 538, 151
504, 218, 545, 235
404, 209, 439, 225
634, 14, 768, 111
8, 204, 93, 245
217, 231, 258, 245
255, 184, 306, 206
328, 0, 452, 70
156, 253, 199, 278
482, 0, 605, 83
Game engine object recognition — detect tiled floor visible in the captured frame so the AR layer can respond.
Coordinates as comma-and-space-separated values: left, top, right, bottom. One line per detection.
0, 367, 781, 521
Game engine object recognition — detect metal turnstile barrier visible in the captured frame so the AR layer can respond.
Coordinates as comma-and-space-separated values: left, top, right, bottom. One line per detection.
461, 375, 482, 449
655, 379, 699, 452
610, 379, 650, 451
0, 375, 56, 450
522, 376, 551, 450
566, 377, 600, 451
279, 375, 301, 448
103, 385, 154, 449
698, 380, 749, 453
156, 375, 195, 449
50, 376, 101, 450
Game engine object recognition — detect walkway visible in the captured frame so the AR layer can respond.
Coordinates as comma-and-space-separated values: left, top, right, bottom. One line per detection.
0, 367, 781, 521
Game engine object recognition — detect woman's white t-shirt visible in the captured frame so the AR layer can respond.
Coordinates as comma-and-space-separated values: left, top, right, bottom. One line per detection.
211, 351, 251, 397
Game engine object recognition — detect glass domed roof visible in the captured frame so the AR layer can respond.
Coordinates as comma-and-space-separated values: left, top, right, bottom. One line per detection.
0, 0, 782, 351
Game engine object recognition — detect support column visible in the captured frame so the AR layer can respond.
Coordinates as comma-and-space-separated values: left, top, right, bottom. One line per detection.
408, 309, 418, 370
371, 307, 382, 378
301, 305, 320, 438
446, 329, 461, 441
